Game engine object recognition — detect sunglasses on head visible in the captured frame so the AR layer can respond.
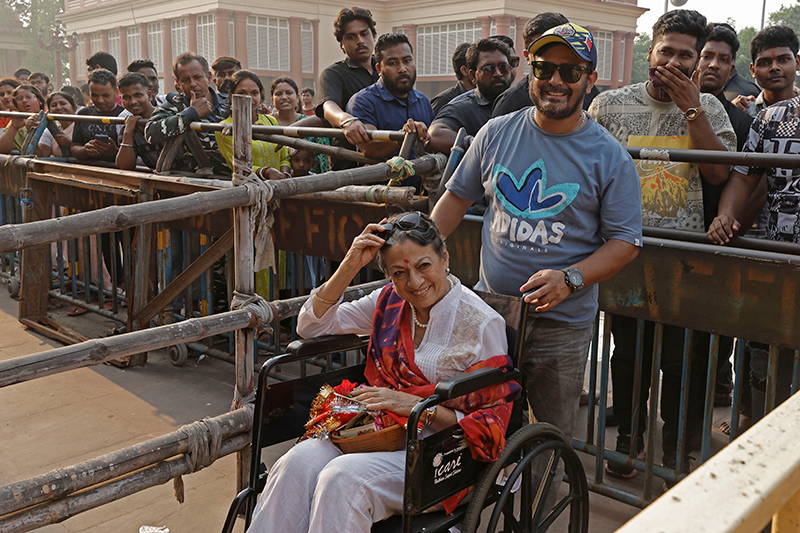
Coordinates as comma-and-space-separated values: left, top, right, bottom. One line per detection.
530, 61, 590, 83
376, 211, 423, 242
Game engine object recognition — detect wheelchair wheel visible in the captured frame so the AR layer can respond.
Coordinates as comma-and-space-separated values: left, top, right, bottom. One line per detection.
461, 422, 588, 533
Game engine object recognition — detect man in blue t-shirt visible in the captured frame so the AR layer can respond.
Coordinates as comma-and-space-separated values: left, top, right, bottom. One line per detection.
346, 33, 434, 160
432, 24, 642, 447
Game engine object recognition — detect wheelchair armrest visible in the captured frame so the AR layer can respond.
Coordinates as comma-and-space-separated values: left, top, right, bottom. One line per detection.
286, 334, 369, 358
433, 367, 520, 400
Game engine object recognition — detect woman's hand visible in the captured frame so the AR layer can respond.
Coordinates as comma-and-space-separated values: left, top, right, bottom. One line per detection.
54, 133, 71, 147
340, 222, 387, 272
10, 117, 26, 129
351, 386, 421, 417
25, 116, 40, 130
257, 167, 288, 180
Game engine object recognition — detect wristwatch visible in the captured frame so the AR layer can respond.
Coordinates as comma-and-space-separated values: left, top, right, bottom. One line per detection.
424, 405, 437, 427
684, 105, 705, 121
562, 267, 585, 292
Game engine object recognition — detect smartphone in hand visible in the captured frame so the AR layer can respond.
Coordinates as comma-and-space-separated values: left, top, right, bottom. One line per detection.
95, 134, 111, 143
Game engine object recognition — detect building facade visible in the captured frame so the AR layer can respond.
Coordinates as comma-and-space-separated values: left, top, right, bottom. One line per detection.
62, 0, 645, 98
0, 8, 29, 77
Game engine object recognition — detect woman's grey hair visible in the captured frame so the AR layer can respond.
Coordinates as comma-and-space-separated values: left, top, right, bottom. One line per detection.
375, 211, 447, 274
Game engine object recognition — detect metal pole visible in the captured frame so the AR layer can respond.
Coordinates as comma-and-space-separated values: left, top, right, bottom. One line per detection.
761, 0, 767, 29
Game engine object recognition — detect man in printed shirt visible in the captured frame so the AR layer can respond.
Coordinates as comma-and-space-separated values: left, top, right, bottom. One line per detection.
145, 52, 230, 175
589, 9, 736, 485
432, 23, 642, 467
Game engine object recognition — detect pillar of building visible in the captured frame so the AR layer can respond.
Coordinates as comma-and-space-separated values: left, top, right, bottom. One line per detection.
610, 30, 623, 89
186, 13, 198, 54
493, 14, 514, 41
100, 29, 109, 52
161, 19, 174, 91
515, 17, 529, 55
233, 11, 249, 67
117, 26, 128, 70
83, 33, 92, 72
477, 16, 492, 39
137, 23, 149, 62
623, 31, 636, 86
212, 9, 232, 57
400, 24, 417, 59
311, 18, 320, 80
288, 17, 304, 82
69, 48, 77, 86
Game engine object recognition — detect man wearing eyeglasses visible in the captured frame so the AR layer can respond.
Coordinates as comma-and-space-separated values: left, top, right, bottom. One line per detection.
427, 38, 515, 155
432, 23, 642, 466
589, 10, 736, 485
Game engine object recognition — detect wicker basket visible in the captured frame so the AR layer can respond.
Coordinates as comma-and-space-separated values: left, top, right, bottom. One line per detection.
331, 423, 406, 454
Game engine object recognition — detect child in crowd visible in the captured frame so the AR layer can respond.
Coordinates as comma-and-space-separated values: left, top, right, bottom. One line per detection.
289, 147, 315, 177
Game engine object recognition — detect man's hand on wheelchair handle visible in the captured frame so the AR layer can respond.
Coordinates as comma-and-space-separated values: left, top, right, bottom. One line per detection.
521, 269, 571, 313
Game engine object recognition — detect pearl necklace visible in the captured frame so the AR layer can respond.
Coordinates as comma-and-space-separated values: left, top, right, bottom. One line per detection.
410, 277, 454, 330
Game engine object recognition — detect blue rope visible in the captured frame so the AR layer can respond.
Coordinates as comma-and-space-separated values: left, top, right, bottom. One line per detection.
19, 188, 34, 210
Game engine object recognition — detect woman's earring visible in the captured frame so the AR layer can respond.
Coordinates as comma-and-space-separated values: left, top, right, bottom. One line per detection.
446, 267, 450, 274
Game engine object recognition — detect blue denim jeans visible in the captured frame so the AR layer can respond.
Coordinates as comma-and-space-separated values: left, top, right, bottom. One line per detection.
520, 316, 594, 441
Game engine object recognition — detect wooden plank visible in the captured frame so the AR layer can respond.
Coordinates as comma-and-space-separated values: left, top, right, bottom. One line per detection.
132, 227, 234, 329
19, 318, 88, 346
615, 392, 800, 533
126, 181, 155, 367
18, 177, 52, 321
231, 94, 255, 496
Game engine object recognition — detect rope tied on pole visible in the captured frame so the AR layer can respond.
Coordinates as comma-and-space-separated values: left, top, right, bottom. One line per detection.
172, 416, 225, 503
386, 155, 415, 187
230, 290, 274, 335
231, 157, 276, 272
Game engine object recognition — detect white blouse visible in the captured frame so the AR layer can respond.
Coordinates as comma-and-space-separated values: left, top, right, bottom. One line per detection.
297, 277, 509, 385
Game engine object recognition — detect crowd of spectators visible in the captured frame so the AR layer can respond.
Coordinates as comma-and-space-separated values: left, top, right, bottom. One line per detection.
0, 6, 798, 491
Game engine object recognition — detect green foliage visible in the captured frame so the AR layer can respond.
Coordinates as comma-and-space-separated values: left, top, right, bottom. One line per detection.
735, 27, 757, 80
769, 1, 800, 35
4, 0, 69, 84
631, 33, 652, 84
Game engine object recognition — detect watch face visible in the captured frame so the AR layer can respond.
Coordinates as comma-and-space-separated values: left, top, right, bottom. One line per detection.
686, 108, 697, 119
568, 271, 582, 286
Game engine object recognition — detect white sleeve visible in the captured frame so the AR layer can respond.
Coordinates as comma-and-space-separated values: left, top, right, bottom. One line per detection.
38, 129, 55, 148
296, 285, 383, 338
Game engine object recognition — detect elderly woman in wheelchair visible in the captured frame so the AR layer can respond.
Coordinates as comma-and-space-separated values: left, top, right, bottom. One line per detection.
246, 211, 522, 532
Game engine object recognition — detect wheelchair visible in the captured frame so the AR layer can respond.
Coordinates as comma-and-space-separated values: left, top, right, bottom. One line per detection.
221, 290, 589, 533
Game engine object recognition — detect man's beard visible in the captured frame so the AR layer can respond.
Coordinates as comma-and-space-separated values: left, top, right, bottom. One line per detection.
217, 79, 234, 94
529, 79, 587, 120
384, 72, 416, 96
478, 77, 510, 102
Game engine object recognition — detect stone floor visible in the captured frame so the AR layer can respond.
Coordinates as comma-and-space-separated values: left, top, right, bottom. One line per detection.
0, 285, 732, 532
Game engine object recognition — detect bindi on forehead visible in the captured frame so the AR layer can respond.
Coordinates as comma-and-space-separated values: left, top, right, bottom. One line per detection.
404, 259, 409, 264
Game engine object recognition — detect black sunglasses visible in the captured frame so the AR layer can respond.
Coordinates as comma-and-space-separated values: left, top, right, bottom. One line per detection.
530, 61, 590, 83
477, 62, 513, 76
376, 211, 423, 242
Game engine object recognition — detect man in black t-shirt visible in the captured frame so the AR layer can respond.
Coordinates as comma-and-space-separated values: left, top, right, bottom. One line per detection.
430, 43, 474, 116
71, 69, 126, 163
314, 6, 380, 170
427, 39, 513, 155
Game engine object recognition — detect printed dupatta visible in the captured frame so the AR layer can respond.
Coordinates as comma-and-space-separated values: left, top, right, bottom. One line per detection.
364, 283, 521, 512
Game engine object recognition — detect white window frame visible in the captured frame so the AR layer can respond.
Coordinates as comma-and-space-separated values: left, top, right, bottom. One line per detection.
595, 31, 613, 81
127, 27, 141, 63
171, 19, 188, 57
301, 20, 313, 74
89, 32, 101, 55
416, 21, 482, 77
107, 30, 120, 68
197, 14, 216, 61
148, 23, 164, 72
246, 16, 290, 71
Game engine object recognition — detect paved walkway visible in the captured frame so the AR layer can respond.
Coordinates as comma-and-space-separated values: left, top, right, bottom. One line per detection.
0, 288, 640, 532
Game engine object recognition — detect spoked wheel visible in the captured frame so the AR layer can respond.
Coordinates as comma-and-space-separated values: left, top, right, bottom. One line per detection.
461, 423, 588, 533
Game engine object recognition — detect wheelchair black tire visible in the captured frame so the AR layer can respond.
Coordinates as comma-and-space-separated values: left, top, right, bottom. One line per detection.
461, 422, 589, 533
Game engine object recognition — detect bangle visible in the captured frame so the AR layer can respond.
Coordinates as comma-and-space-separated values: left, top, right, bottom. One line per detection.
313, 292, 338, 306
120, 143, 133, 148
339, 116, 359, 128
424, 405, 437, 427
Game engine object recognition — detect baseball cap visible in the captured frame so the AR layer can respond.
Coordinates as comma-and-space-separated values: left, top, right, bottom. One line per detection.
527, 23, 597, 69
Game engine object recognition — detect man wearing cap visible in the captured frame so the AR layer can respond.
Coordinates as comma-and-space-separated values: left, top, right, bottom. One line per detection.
432, 23, 642, 450
589, 10, 735, 483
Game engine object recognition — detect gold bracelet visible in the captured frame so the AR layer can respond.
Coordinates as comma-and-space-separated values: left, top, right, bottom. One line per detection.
313, 292, 337, 306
